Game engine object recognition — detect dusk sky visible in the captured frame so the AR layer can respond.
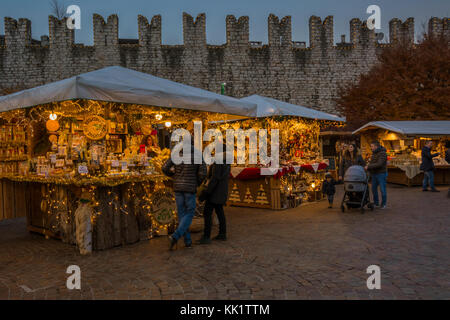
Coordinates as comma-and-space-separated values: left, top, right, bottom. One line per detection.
1, 0, 449, 45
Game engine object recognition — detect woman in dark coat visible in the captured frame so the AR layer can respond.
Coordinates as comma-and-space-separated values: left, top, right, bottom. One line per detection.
339, 144, 366, 180
198, 148, 231, 244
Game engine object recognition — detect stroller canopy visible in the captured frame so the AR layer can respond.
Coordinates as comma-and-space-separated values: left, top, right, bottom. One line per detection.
344, 165, 367, 182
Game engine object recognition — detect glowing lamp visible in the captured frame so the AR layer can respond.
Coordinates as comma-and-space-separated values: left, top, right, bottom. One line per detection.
165, 121, 172, 128
311, 183, 316, 189
155, 114, 163, 121
49, 113, 57, 120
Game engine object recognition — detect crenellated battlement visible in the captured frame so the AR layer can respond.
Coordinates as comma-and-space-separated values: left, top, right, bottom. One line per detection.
0, 13, 448, 114
4, 13, 448, 51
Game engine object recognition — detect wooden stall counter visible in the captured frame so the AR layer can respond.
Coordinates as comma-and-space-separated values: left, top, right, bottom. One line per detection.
0, 174, 174, 251
387, 165, 450, 186
227, 163, 328, 210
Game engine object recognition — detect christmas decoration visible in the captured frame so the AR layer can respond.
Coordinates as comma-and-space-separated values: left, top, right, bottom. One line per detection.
46, 119, 59, 132
243, 187, 254, 203
83, 115, 108, 140
228, 183, 241, 202
255, 184, 269, 205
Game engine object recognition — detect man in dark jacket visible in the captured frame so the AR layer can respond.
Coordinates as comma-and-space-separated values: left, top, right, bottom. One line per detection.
198, 146, 231, 244
420, 140, 440, 192
162, 144, 207, 250
365, 141, 388, 209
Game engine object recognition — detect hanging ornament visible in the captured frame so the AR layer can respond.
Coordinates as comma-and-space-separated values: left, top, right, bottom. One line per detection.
49, 134, 58, 144
83, 115, 107, 140
46, 119, 60, 132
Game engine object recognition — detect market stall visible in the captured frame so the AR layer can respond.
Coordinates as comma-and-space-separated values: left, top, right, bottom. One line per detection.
220, 95, 345, 210
0, 66, 257, 252
353, 121, 450, 186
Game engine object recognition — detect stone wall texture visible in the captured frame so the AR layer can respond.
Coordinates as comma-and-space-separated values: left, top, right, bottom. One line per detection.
0, 13, 449, 114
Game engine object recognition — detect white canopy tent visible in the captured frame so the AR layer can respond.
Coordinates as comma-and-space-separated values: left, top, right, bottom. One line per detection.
0, 66, 257, 117
239, 94, 345, 122
353, 121, 450, 137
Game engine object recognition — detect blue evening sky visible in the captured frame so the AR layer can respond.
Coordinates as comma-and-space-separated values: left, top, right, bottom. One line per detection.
1, 0, 449, 45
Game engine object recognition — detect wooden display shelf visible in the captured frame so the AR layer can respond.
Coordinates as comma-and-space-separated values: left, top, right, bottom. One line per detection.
0, 156, 28, 162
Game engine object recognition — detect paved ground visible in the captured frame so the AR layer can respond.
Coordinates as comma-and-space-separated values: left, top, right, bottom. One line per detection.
0, 185, 449, 300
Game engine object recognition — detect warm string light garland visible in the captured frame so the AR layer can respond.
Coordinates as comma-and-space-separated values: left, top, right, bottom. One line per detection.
0, 173, 168, 187
39, 179, 176, 237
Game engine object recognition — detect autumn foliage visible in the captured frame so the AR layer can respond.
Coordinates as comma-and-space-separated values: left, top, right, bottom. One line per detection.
336, 34, 450, 129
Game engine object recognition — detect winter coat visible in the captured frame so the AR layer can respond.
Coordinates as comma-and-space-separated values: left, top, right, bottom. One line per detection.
322, 178, 336, 196
162, 146, 207, 193
420, 146, 440, 172
367, 146, 387, 174
202, 163, 231, 205
339, 154, 366, 177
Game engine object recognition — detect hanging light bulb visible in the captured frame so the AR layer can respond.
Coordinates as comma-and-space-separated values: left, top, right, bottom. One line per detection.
155, 114, 163, 121
49, 112, 57, 120
165, 121, 172, 128
311, 182, 316, 189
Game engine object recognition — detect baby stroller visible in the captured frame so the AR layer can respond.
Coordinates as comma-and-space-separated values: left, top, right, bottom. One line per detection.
340, 165, 374, 214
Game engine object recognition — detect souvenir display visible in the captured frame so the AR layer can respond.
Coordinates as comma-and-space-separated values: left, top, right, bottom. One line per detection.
357, 125, 450, 186
212, 116, 333, 210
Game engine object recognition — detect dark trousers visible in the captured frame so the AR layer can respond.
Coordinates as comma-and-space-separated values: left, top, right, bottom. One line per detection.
203, 201, 226, 239
327, 194, 334, 204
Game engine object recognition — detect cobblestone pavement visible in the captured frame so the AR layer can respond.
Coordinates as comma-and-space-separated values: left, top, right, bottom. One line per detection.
0, 185, 449, 300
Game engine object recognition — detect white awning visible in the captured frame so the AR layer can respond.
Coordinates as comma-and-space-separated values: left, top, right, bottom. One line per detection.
0, 66, 257, 117
239, 94, 345, 121
353, 121, 450, 136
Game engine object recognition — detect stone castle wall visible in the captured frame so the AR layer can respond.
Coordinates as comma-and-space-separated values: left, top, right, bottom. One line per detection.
0, 13, 448, 114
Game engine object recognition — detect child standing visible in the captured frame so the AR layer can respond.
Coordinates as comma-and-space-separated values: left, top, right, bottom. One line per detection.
322, 172, 336, 208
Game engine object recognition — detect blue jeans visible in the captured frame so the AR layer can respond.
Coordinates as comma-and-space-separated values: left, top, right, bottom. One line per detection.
371, 172, 387, 206
172, 192, 196, 245
422, 170, 435, 190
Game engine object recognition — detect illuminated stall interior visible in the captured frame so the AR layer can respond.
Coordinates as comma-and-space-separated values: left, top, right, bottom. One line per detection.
0, 66, 256, 252
210, 94, 346, 210
353, 121, 450, 186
